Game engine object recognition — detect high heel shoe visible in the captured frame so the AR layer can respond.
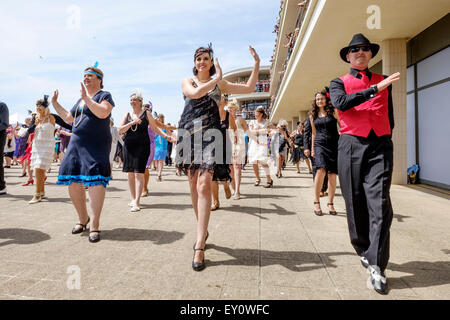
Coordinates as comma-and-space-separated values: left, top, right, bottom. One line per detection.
211, 202, 220, 211
314, 201, 323, 216
22, 179, 34, 186
20, 172, 26, 177
72, 217, 90, 234
328, 202, 337, 215
263, 180, 273, 188
89, 230, 101, 243
28, 193, 42, 204
254, 179, 261, 186
192, 247, 206, 271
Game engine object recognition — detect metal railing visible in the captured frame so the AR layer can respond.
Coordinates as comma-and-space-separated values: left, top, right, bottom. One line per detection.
270, 2, 310, 109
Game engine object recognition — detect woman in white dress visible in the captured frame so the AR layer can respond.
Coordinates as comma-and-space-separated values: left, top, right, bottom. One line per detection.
247, 106, 275, 188
29, 96, 56, 204
227, 100, 247, 199
109, 117, 123, 178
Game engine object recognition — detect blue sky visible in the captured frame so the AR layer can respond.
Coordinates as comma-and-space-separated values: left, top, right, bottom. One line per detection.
0, 0, 279, 126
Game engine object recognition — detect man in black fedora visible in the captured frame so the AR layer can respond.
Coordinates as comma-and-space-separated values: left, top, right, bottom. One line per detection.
329, 33, 400, 294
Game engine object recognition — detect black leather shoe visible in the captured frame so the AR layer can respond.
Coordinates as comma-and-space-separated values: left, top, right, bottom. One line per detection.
314, 201, 322, 216
328, 202, 337, 215
192, 248, 206, 271
263, 180, 273, 188
88, 230, 101, 243
369, 265, 388, 294
72, 217, 90, 234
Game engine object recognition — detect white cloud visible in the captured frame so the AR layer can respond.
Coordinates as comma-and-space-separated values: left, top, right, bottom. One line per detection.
0, 0, 278, 125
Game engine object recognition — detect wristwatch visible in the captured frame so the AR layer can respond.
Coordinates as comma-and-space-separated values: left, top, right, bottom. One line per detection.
369, 84, 378, 98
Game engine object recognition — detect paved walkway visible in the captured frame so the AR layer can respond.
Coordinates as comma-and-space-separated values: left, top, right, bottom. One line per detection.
0, 162, 449, 300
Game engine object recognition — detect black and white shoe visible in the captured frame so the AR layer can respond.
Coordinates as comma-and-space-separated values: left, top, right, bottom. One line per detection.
368, 265, 388, 294
0, 187, 6, 195
360, 256, 369, 268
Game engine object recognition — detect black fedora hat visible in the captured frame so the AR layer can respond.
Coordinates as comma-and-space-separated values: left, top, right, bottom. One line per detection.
339, 33, 380, 63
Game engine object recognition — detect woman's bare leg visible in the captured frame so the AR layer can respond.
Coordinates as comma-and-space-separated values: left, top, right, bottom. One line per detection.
187, 170, 199, 219
143, 168, 150, 194
327, 173, 337, 212
68, 183, 89, 228
194, 171, 212, 263
87, 185, 106, 234
314, 168, 326, 211
253, 163, 260, 183
211, 180, 219, 208
128, 172, 136, 204
134, 173, 145, 207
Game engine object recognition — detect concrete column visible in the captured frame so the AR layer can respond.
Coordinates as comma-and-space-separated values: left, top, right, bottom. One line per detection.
287, 120, 293, 132
382, 39, 407, 185
299, 111, 308, 122
292, 116, 299, 131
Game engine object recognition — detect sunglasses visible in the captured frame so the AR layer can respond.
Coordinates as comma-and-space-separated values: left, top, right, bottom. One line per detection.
349, 46, 371, 53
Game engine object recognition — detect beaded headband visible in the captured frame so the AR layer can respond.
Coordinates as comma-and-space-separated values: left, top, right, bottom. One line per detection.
36, 95, 50, 108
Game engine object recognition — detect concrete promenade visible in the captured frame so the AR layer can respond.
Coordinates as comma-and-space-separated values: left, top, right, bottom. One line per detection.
0, 162, 449, 300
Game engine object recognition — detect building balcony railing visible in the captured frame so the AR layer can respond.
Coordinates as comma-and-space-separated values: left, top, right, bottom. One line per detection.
237, 107, 271, 121
234, 80, 270, 93
270, 1, 309, 109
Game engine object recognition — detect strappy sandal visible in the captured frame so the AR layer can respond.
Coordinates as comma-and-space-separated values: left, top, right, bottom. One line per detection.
328, 203, 337, 215
72, 217, 90, 234
254, 179, 261, 186
88, 230, 101, 243
314, 201, 323, 216
263, 180, 273, 188
211, 202, 220, 211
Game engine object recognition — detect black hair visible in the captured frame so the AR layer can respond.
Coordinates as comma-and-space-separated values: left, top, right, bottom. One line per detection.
193, 44, 216, 77
309, 87, 335, 119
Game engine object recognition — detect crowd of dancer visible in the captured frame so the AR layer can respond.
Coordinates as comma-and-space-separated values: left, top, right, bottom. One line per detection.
0, 33, 400, 294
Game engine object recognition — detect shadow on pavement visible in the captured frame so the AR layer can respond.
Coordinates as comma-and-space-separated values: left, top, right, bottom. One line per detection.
140, 203, 192, 211
404, 185, 450, 200
2, 194, 71, 203
216, 204, 296, 220
145, 192, 191, 197
0, 228, 51, 247
241, 194, 295, 200
90, 228, 184, 245
106, 186, 126, 192
332, 212, 411, 222
206, 244, 353, 272
388, 261, 450, 289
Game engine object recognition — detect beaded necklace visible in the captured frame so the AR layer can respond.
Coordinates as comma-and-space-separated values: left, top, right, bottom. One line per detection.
73, 101, 85, 128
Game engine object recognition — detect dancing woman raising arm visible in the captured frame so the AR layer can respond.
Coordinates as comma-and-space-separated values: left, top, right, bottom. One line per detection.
177, 45, 260, 272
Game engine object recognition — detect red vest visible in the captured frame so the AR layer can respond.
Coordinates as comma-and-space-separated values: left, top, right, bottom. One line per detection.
338, 72, 391, 137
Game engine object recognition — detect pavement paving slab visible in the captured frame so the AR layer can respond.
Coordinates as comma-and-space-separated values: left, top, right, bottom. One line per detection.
0, 162, 449, 300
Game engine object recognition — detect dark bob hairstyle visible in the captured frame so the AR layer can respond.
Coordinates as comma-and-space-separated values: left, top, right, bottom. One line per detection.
193, 46, 216, 77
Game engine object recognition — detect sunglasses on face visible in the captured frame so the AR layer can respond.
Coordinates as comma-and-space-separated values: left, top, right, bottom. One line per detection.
349, 46, 371, 53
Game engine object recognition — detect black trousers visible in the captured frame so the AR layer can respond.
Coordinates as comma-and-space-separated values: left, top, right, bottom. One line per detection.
0, 130, 6, 189
338, 131, 394, 272
166, 142, 173, 165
